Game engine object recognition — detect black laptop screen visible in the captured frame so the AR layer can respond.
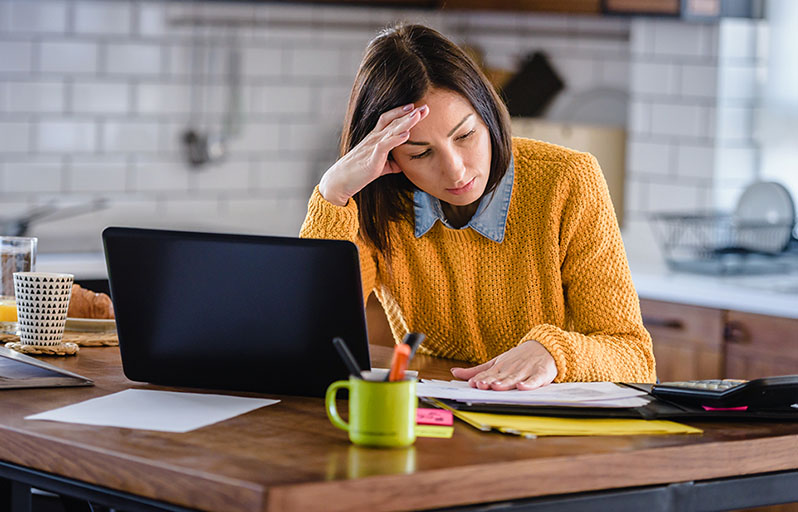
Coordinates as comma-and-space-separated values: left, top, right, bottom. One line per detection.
103, 227, 371, 397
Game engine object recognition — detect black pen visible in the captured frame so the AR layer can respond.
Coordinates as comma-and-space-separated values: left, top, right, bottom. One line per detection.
332, 337, 363, 378
402, 332, 426, 360
384, 332, 426, 381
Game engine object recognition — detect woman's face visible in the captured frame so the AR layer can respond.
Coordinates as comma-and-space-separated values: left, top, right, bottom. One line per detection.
391, 88, 492, 207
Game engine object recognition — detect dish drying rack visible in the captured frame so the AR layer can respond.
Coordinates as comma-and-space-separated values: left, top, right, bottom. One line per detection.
649, 212, 798, 275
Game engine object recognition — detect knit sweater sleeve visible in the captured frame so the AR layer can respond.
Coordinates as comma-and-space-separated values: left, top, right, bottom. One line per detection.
298, 186, 379, 304
523, 153, 657, 383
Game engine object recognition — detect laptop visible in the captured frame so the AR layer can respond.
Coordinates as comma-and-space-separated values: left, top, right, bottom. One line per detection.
102, 227, 371, 397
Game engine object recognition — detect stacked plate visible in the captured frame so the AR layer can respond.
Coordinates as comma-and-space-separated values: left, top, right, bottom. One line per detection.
735, 182, 796, 253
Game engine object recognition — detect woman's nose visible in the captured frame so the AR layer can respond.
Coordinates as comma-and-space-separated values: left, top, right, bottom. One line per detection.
441, 150, 466, 183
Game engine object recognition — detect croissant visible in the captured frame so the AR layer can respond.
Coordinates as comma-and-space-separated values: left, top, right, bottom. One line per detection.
67, 284, 115, 319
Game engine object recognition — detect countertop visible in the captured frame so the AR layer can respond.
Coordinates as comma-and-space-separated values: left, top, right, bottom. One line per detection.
629, 259, 798, 319
37, 251, 798, 319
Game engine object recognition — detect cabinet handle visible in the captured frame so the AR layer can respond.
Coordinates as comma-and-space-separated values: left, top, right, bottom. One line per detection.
724, 321, 749, 344
642, 316, 684, 330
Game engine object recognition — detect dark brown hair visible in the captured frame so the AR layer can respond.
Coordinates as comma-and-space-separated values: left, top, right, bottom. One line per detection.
341, 23, 512, 258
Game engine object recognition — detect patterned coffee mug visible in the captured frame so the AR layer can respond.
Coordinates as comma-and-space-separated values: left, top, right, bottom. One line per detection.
13, 272, 74, 347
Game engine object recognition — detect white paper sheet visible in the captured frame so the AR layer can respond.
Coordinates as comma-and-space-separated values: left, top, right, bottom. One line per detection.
25, 389, 279, 433
417, 380, 650, 408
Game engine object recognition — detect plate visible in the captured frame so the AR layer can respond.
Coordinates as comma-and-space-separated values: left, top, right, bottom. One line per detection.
734, 182, 796, 253
65, 317, 116, 333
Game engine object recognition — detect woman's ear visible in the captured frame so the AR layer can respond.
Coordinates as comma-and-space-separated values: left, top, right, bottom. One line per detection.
386, 151, 403, 174
384, 151, 403, 175
386, 158, 403, 175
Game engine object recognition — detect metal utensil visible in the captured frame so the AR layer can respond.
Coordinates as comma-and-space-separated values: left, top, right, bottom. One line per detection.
0, 198, 108, 237
182, 32, 242, 168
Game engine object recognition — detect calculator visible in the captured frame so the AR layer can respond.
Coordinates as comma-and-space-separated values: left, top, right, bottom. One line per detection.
651, 375, 798, 409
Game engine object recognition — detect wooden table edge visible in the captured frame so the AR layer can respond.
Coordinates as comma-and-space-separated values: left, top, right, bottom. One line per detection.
267, 433, 798, 512
0, 424, 267, 511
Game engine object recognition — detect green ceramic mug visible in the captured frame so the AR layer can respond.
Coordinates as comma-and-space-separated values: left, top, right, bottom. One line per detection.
325, 376, 417, 448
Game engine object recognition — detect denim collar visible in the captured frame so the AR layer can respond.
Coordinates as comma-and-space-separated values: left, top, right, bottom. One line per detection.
413, 157, 514, 243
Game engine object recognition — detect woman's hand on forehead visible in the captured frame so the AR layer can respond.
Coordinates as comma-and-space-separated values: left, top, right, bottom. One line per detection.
318, 103, 429, 206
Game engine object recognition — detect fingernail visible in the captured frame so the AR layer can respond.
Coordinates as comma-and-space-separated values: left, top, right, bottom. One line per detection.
402, 104, 413, 112
418, 105, 428, 114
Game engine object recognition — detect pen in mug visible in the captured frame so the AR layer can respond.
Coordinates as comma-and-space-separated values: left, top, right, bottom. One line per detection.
332, 337, 362, 379
402, 332, 425, 359
388, 343, 411, 382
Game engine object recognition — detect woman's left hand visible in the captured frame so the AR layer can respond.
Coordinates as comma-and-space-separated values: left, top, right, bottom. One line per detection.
450, 340, 558, 391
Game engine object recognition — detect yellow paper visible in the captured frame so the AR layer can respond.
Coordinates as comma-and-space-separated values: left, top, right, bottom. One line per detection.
456, 411, 702, 437
415, 425, 454, 438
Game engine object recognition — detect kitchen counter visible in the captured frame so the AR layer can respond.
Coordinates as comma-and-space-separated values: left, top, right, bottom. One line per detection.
37, 251, 798, 319
629, 259, 798, 319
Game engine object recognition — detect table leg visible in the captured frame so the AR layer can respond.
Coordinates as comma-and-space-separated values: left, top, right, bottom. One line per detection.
0, 476, 31, 512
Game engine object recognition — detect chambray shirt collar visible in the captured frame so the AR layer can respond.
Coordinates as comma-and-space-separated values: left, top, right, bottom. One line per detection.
413, 157, 514, 243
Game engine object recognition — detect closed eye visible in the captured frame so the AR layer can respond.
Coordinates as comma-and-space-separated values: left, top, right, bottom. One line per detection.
457, 129, 475, 141
410, 130, 475, 159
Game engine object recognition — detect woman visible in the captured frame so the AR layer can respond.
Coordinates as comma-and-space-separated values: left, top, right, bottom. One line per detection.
300, 23, 656, 390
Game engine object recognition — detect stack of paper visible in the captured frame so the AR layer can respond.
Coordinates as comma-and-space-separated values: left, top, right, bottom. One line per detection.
417, 380, 652, 408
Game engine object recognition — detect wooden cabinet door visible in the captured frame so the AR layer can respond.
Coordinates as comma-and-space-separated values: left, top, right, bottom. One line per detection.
725, 311, 798, 379
639, 299, 725, 382
440, 0, 600, 14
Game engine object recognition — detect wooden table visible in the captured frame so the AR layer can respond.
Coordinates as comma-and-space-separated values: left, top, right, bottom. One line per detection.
1, 346, 797, 512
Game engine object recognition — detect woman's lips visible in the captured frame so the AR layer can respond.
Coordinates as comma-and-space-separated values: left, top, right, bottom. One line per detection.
447, 177, 475, 195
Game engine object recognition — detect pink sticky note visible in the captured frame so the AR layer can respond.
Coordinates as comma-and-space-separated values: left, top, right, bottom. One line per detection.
416, 408, 453, 426
702, 405, 748, 411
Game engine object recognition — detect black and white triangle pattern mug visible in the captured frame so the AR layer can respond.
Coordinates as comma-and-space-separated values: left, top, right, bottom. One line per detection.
13, 272, 74, 347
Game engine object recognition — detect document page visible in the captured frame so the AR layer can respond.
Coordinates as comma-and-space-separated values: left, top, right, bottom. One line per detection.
26, 389, 279, 433
417, 380, 651, 408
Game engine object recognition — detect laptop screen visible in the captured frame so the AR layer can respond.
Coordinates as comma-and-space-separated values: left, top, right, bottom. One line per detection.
103, 227, 371, 397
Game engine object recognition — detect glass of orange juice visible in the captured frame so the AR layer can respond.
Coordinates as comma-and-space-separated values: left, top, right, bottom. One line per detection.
0, 236, 37, 335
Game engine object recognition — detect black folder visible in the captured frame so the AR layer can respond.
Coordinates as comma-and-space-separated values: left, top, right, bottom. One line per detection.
426, 384, 798, 421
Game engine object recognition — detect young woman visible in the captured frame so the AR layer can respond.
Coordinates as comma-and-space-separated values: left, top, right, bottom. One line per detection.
300, 24, 656, 390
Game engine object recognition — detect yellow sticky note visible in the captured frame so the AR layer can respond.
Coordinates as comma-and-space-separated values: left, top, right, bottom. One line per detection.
415, 425, 454, 438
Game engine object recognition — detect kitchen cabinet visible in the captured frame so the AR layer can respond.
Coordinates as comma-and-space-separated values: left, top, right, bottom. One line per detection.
725, 310, 798, 380
640, 299, 725, 382
641, 298, 798, 382
602, 0, 761, 18
440, 0, 600, 14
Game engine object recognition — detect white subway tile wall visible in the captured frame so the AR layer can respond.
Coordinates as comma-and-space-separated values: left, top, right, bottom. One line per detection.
0, 0, 761, 253
40, 41, 100, 74
6, 81, 65, 113
7, 1, 68, 34
0, 41, 34, 73
625, 17, 763, 227
74, 1, 133, 36
0, 122, 31, 152
2, 158, 64, 194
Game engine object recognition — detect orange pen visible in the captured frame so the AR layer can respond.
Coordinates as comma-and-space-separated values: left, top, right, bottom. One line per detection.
388, 343, 411, 382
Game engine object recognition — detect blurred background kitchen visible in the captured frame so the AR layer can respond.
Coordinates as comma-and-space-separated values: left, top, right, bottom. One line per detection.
1, 0, 796, 380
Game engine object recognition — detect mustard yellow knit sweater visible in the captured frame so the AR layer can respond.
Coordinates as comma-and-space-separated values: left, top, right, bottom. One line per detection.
300, 137, 656, 383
